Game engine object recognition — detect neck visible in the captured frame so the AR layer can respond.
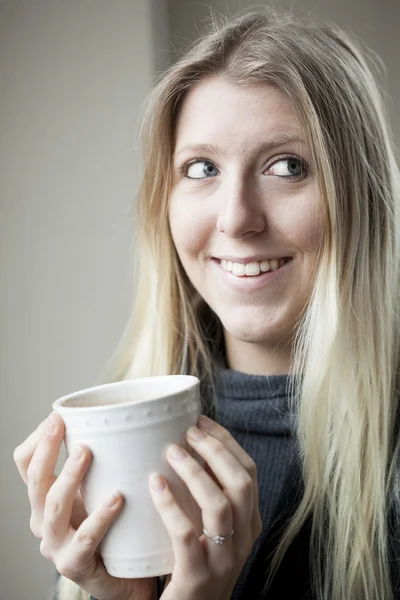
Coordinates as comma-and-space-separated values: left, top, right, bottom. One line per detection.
223, 331, 293, 376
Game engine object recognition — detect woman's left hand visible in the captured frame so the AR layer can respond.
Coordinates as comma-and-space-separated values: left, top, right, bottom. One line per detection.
148, 414, 263, 600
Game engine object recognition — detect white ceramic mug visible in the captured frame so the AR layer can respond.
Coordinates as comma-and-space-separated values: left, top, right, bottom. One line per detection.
52, 375, 204, 578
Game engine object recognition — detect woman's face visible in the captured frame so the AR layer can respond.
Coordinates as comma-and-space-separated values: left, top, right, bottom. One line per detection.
168, 77, 323, 374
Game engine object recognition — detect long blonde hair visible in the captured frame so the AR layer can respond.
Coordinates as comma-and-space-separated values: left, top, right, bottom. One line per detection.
57, 7, 400, 600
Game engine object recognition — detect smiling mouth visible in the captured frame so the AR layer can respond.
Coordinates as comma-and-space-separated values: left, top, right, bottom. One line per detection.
214, 256, 293, 277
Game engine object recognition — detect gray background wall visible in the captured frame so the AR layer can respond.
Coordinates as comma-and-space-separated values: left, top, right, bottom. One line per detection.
1, 1, 398, 598
1, 1, 169, 598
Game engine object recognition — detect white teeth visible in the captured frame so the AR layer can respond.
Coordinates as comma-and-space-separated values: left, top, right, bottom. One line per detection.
245, 262, 260, 276
220, 258, 287, 277
270, 259, 279, 271
232, 263, 246, 276
260, 261, 270, 272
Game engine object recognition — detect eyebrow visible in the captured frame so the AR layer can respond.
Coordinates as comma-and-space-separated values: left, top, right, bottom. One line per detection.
173, 133, 308, 160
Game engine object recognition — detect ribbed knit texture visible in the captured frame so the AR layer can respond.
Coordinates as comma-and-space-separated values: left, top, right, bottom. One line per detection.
213, 362, 298, 599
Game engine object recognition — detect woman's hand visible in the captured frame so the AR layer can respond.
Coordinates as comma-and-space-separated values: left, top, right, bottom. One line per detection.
149, 415, 263, 600
13, 413, 156, 600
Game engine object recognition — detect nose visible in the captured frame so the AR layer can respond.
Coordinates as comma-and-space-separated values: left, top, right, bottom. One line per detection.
216, 176, 266, 239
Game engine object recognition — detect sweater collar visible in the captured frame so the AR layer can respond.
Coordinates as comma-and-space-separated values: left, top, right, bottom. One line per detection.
215, 363, 297, 400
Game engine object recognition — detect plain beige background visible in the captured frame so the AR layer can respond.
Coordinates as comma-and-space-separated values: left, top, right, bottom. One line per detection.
2, 1, 398, 598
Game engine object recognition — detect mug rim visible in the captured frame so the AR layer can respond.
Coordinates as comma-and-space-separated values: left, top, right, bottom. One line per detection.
52, 375, 200, 411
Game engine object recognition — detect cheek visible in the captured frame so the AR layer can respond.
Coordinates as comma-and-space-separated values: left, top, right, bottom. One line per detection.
290, 214, 322, 253
169, 199, 213, 257
302, 209, 325, 254
286, 193, 324, 253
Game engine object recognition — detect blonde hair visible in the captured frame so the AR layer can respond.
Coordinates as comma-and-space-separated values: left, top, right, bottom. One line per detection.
57, 7, 400, 600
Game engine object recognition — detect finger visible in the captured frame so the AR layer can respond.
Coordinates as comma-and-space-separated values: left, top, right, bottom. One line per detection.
197, 416, 256, 478
14, 415, 89, 535
43, 490, 124, 588
42, 444, 92, 547
13, 419, 49, 485
166, 443, 233, 569
26, 413, 65, 535
148, 473, 207, 589
185, 426, 254, 535
197, 416, 261, 536
166, 443, 233, 532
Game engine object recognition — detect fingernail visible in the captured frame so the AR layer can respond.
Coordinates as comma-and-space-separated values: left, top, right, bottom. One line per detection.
198, 415, 216, 431
107, 490, 122, 507
149, 473, 166, 491
167, 444, 187, 460
187, 426, 206, 441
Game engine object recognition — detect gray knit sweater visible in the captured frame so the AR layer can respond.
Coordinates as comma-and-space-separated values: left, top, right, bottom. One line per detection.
212, 363, 297, 598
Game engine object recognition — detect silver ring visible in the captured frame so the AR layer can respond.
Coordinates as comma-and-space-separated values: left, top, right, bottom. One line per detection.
203, 528, 234, 544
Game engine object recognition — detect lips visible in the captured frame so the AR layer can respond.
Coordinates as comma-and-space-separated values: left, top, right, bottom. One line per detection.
213, 256, 292, 265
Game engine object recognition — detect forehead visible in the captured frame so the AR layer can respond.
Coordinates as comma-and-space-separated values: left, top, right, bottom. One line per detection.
173, 77, 303, 151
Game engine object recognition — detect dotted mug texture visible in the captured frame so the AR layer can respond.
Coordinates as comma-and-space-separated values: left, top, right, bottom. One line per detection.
52, 376, 203, 578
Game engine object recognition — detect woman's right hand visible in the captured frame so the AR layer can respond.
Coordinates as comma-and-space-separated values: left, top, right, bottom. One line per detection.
13, 412, 157, 600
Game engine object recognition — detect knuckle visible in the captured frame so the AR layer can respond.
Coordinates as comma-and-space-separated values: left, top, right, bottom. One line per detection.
45, 495, 62, 520
39, 539, 53, 560
75, 530, 95, 546
13, 445, 23, 465
177, 526, 196, 545
54, 560, 77, 581
235, 473, 253, 493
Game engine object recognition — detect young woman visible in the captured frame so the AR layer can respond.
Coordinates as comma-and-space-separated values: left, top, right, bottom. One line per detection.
13, 7, 400, 600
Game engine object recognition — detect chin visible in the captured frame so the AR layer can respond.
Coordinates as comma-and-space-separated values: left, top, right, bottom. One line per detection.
221, 317, 281, 344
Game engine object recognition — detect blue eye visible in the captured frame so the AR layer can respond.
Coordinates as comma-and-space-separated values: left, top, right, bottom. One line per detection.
183, 160, 219, 179
268, 156, 307, 178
